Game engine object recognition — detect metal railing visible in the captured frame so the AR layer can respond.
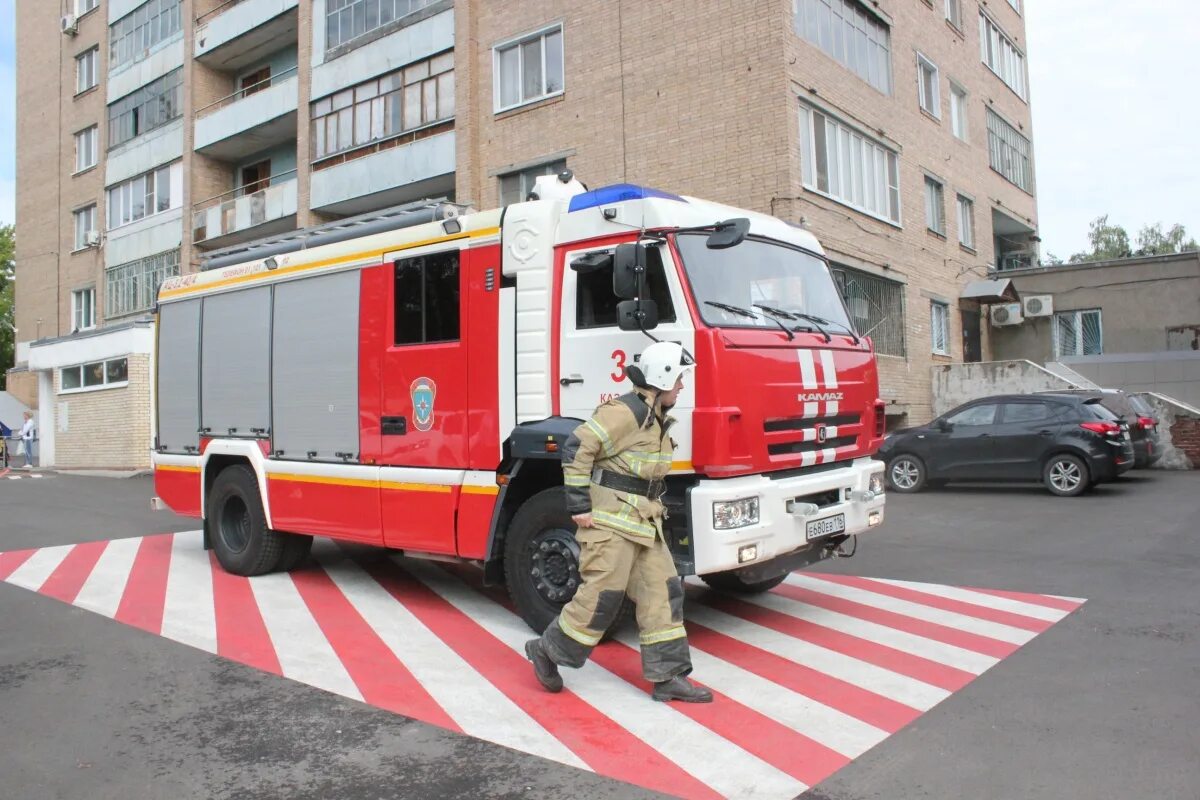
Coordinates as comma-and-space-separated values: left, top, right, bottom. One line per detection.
195, 65, 298, 118
196, 0, 248, 26
192, 170, 297, 243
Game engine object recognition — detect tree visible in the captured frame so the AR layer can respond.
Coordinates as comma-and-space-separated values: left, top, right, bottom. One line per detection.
1068, 215, 1131, 263
1134, 223, 1199, 256
0, 225, 14, 390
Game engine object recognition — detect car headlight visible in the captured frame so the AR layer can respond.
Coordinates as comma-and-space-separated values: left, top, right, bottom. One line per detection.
869, 472, 885, 495
713, 497, 760, 530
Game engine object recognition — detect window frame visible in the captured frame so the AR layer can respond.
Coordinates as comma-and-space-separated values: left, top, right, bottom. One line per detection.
72, 287, 97, 332
916, 51, 940, 118
945, 402, 998, 427
106, 162, 180, 231
59, 357, 130, 396
1006, 0, 1021, 14
1053, 309, 1104, 358
930, 300, 950, 355
324, 0, 439, 53
105, 249, 181, 319
76, 0, 100, 16
73, 205, 98, 251
956, 193, 975, 249
497, 159, 567, 206
944, 0, 962, 29
949, 81, 968, 140
831, 264, 907, 357
979, 11, 1027, 100
924, 174, 946, 236
74, 126, 98, 173
76, 47, 99, 95
799, 103, 902, 226
574, 246, 678, 330
492, 23, 565, 113
392, 249, 462, 346
794, 0, 893, 95
109, 0, 183, 74
107, 68, 183, 149
999, 400, 1055, 425
985, 107, 1033, 192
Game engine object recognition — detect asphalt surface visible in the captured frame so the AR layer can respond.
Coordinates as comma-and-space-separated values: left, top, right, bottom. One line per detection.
2, 471, 1198, 799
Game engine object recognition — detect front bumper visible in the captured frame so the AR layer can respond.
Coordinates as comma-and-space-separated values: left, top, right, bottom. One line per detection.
686, 457, 886, 576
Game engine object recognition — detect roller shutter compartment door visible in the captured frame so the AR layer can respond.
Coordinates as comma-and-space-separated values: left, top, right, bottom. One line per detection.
157, 299, 201, 453
201, 287, 272, 437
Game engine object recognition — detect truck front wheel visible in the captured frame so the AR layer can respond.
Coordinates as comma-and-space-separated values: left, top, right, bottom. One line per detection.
700, 570, 789, 594
207, 464, 286, 576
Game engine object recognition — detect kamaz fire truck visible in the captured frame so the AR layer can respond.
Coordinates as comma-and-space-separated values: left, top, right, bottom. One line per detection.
153, 172, 887, 632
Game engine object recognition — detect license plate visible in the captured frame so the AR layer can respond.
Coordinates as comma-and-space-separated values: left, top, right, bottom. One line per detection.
806, 514, 846, 541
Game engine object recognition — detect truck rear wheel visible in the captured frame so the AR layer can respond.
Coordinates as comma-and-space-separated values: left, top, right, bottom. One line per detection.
504, 487, 632, 637
700, 570, 789, 594
207, 464, 286, 576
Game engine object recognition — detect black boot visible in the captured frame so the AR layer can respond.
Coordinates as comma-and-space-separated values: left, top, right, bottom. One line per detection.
652, 675, 713, 703
525, 639, 563, 693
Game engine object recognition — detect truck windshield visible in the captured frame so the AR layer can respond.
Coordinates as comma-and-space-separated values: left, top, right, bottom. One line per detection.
674, 233, 852, 332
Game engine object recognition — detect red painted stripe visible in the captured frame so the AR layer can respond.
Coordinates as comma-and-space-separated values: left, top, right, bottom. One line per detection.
0, 548, 37, 581
687, 623, 918, 734
811, 574, 1053, 632
210, 552, 282, 676
289, 565, 459, 731
961, 585, 1083, 612
774, 583, 1018, 659
700, 593, 975, 692
353, 556, 722, 800
38, 540, 110, 604
587, 634, 849, 788
113, 534, 174, 633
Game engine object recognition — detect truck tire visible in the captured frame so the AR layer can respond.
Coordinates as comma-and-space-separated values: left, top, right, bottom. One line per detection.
886, 454, 927, 493
1044, 453, 1089, 497
277, 534, 314, 572
504, 487, 633, 638
207, 464, 286, 576
700, 570, 789, 594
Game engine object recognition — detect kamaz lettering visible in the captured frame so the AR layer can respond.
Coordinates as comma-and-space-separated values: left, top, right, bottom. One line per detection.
798, 392, 845, 402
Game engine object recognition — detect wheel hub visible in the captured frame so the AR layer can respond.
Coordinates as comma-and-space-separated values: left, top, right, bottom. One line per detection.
529, 528, 580, 605
219, 496, 251, 553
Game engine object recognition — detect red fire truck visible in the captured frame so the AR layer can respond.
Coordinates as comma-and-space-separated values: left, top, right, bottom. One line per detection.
153, 172, 887, 632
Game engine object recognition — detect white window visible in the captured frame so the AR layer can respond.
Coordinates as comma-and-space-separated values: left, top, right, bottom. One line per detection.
931, 301, 950, 355
956, 194, 975, 249
986, 108, 1033, 192
494, 25, 564, 112
1007, 0, 1021, 13
73, 205, 97, 250
944, 0, 962, 29
60, 357, 129, 394
76, 47, 98, 94
74, 126, 97, 173
499, 159, 567, 206
924, 175, 945, 235
106, 250, 180, 318
979, 13, 1026, 100
77, 0, 99, 14
949, 82, 968, 140
917, 53, 940, 118
799, 104, 901, 225
794, 0, 892, 94
109, 0, 183, 72
106, 162, 181, 230
72, 288, 96, 331
1054, 310, 1103, 357
325, 0, 438, 51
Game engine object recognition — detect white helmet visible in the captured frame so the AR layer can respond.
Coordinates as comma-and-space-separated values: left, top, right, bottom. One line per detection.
630, 341, 695, 391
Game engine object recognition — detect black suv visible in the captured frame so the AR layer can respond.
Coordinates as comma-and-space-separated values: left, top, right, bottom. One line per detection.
879, 393, 1135, 497
1043, 389, 1161, 468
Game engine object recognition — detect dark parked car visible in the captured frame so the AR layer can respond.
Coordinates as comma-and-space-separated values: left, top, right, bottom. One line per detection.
1041, 389, 1161, 468
879, 393, 1135, 497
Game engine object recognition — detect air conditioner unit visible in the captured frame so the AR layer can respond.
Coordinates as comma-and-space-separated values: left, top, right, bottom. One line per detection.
1023, 295, 1054, 317
990, 303, 1024, 327
86, 230, 101, 247
61, 14, 78, 35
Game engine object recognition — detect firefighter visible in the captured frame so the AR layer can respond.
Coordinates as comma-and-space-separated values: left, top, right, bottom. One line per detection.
525, 341, 713, 703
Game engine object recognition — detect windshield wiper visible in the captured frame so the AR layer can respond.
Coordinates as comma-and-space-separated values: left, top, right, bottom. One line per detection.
705, 301, 794, 341
751, 304, 796, 341
787, 311, 860, 345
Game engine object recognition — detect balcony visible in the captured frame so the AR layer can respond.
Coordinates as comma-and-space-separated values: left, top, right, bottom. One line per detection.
310, 128, 456, 216
192, 172, 298, 248
992, 206, 1040, 272
194, 69, 298, 161
195, 0, 299, 72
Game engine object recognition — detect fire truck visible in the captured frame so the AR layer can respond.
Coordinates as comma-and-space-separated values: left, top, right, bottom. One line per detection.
153, 172, 887, 633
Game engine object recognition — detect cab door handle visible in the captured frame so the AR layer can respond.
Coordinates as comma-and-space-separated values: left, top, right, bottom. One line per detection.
559, 376, 584, 386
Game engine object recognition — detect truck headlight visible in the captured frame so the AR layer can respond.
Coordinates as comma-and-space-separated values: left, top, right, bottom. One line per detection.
713, 497, 759, 529
869, 472, 885, 496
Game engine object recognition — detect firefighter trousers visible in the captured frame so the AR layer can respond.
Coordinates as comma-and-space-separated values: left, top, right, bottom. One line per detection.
540, 526, 691, 683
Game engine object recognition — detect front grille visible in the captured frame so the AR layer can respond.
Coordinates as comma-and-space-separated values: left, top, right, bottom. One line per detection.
764, 413, 861, 433
792, 488, 843, 510
768, 435, 858, 456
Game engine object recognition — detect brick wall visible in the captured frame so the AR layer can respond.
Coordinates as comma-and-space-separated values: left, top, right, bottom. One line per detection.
1169, 417, 1200, 468
4, 370, 38, 408
53, 354, 153, 470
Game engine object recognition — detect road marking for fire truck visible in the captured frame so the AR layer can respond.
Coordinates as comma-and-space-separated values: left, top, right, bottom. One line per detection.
0, 533, 1085, 799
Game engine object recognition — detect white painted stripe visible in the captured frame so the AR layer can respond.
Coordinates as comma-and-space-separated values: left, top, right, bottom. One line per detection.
798, 349, 817, 389
819, 447, 837, 464
800, 451, 816, 467
724, 586, 999, 674
74, 536, 143, 618
4, 544, 74, 592
405, 560, 806, 800
616, 629, 888, 759
820, 349, 840, 388
319, 553, 587, 771
687, 604, 949, 711
153, 453, 203, 468
871, 578, 1072, 623
249, 572, 363, 701
826, 399, 840, 416
825, 425, 840, 438
30, 474, 44, 479
790, 574, 1035, 646
159, 531, 218, 654
804, 401, 820, 417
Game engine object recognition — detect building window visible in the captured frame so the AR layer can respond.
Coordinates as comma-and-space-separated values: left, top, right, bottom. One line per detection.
75, 126, 98, 173
110, 0, 183, 73
944, 0, 962, 29
106, 250, 180, 319
325, 0, 439, 52
60, 357, 129, 394
312, 51, 453, 161
107, 68, 183, 149
72, 288, 96, 332
494, 25, 564, 112
106, 162, 180, 230
498, 160, 566, 206
956, 194, 975, 249
1007, 0, 1021, 13
394, 251, 460, 345
73, 205, 97, 251
949, 82, 968, 140
76, 47, 98, 94
931, 301, 950, 355
832, 266, 906, 357
986, 108, 1033, 192
979, 13, 1026, 100
77, 0, 99, 15
924, 175, 946, 236
916, 53, 940, 118
794, 0, 892, 94
1054, 310, 1103, 357
799, 104, 901, 225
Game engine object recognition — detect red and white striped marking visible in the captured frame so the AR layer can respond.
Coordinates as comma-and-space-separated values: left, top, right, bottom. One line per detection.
0, 533, 1084, 799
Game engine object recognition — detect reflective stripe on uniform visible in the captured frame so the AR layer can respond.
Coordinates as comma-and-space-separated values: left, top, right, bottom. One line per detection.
563, 474, 591, 487
592, 510, 657, 539
559, 615, 602, 646
585, 419, 615, 456
639, 624, 688, 645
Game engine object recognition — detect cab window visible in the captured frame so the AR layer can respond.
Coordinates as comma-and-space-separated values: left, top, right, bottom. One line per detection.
945, 403, 998, 426
1000, 401, 1055, 424
576, 247, 676, 329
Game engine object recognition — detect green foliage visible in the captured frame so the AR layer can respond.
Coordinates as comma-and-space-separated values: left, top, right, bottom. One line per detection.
1066, 216, 1198, 264
1134, 223, 1199, 256
0, 224, 14, 390
1068, 215, 1131, 263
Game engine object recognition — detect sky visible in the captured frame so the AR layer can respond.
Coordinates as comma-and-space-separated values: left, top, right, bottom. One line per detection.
0, 2, 1197, 256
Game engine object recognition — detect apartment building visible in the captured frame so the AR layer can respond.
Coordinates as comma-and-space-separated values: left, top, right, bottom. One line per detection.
12, 0, 1038, 468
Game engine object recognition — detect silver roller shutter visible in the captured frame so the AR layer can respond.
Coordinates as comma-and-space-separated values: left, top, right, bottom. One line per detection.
201, 287, 272, 436
157, 299, 201, 453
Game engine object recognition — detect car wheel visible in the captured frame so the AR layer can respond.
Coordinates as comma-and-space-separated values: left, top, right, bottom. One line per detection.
207, 464, 286, 576
1044, 454, 1089, 497
887, 454, 927, 493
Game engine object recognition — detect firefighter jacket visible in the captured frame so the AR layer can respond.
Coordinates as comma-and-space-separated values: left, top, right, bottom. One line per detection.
561, 389, 675, 544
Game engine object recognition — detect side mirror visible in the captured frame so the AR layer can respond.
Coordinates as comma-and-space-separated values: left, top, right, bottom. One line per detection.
613, 243, 646, 299
617, 298, 659, 331
935, 418, 952, 432
706, 218, 750, 249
